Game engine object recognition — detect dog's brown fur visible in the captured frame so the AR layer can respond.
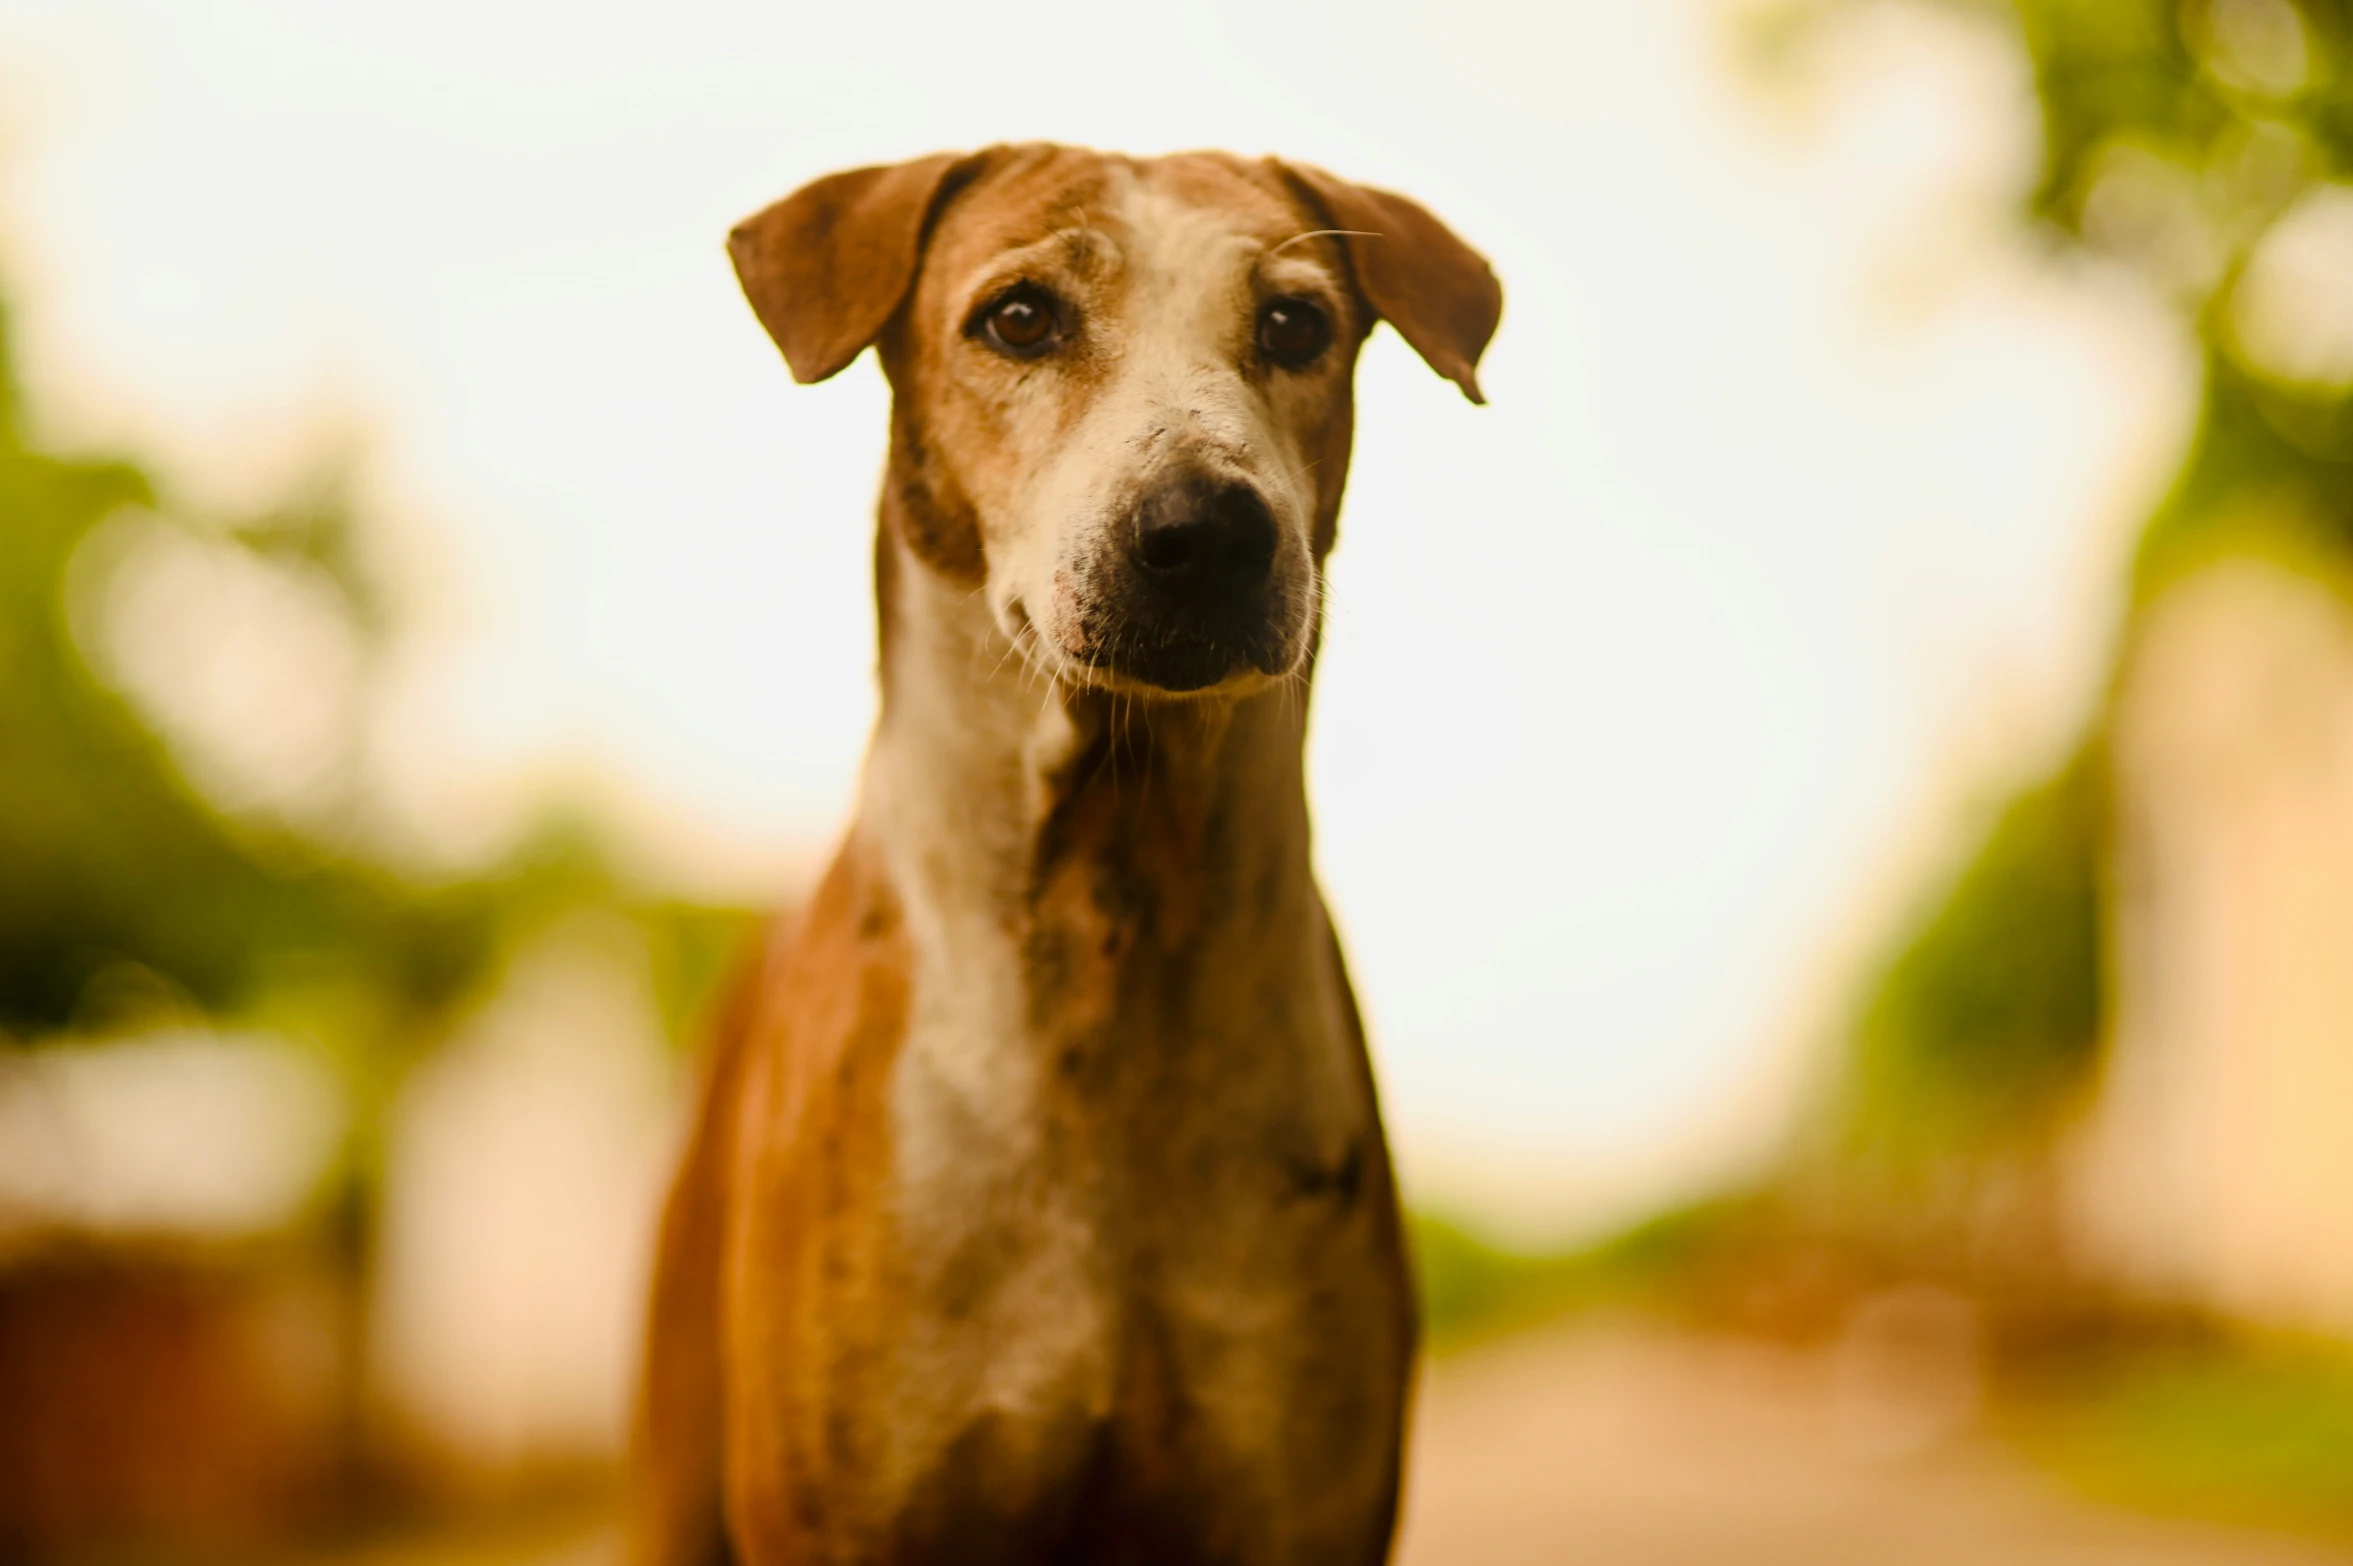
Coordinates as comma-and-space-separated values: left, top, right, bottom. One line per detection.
631, 144, 1499, 1566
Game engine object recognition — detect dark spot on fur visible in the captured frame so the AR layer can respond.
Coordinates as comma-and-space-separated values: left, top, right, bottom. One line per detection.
1286, 1139, 1364, 1208
884, 423, 986, 583
1023, 926, 1078, 1003
1251, 857, 1285, 921
822, 1399, 857, 1501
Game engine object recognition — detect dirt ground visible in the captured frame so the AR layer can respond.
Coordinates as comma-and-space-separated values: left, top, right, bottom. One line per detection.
1395, 1323, 2353, 1566
346, 1321, 2353, 1566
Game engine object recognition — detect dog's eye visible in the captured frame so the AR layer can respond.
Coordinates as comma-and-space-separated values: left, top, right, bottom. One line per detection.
1258, 298, 1331, 368
977, 285, 1063, 357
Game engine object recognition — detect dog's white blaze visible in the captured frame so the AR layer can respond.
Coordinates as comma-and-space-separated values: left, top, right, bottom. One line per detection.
860, 178, 1369, 1476
863, 544, 1115, 1425
868, 502, 1372, 1497
988, 171, 1334, 688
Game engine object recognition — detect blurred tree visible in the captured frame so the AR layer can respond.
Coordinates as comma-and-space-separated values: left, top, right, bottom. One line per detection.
1799, 0, 2353, 1214
0, 294, 503, 1038
1995, 0, 2353, 585
1842, 748, 2107, 1155
0, 285, 768, 1069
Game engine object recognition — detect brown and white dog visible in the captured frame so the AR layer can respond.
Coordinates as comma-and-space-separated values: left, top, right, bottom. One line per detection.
630, 144, 1500, 1566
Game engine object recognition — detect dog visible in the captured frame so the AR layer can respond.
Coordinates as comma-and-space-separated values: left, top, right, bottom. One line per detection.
630, 144, 1500, 1566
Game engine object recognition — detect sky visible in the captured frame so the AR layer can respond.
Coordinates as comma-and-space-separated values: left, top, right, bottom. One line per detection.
0, 0, 2194, 1231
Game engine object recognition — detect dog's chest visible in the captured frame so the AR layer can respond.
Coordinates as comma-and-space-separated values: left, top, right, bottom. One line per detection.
872, 884, 1397, 1543
889, 882, 1368, 1315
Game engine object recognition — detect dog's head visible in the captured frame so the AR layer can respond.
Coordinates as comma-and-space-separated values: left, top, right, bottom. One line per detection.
730, 145, 1500, 698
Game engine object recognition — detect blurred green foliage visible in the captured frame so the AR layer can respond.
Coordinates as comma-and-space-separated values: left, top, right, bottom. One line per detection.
0, 289, 750, 1082
1841, 747, 2106, 1160
2004, 1334, 2353, 1542
1409, 1212, 1578, 1348
2008, 0, 2353, 229
1410, 1198, 1770, 1349
0, 299, 484, 1038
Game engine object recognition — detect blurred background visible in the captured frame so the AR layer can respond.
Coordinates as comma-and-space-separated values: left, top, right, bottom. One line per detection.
3, 0, 2352, 1560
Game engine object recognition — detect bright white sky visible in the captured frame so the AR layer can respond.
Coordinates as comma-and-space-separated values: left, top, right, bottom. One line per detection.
0, 0, 2193, 1231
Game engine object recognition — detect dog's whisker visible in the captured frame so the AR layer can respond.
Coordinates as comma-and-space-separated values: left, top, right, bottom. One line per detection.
1317, 573, 1358, 625
989, 623, 1031, 685
1271, 227, 1382, 255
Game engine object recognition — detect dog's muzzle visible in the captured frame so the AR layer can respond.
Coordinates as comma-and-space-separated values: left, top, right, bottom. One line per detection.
1093, 467, 1300, 693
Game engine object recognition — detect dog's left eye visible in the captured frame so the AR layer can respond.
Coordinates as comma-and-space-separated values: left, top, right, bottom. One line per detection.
1258, 298, 1331, 368
975, 285, 1064, 358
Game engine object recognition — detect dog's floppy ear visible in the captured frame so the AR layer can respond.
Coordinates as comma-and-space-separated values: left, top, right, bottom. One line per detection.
729, 153, 974, 384
1275, 162, 1502, 404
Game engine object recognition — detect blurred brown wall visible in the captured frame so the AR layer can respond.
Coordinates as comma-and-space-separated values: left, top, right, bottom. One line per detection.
0, 1247, 350, 1558
2074, 560, 2353, 1337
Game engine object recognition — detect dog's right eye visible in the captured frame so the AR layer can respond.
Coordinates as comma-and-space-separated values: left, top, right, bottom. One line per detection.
1258, 297, 1332, 369
974, 285, 1064, 358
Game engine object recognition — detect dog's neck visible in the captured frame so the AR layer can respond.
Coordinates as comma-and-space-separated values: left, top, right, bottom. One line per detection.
857, 522, 1320, 994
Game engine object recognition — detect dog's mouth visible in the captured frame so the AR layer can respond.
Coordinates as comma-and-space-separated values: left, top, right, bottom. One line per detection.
1000, 585, 1307, 699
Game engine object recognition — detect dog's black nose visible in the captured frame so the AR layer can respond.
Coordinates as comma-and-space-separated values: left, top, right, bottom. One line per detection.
1129, 471, 1278, 596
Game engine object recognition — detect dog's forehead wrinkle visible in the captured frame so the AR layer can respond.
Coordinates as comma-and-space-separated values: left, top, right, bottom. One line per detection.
958, 228, 1113, 305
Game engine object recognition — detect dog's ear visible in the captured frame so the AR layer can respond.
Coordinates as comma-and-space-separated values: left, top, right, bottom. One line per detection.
1274, 162, 1502, 405
729, 153, 975, 384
